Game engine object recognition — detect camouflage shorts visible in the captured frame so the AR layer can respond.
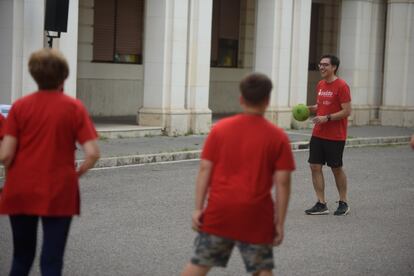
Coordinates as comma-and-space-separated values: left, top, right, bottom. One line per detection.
190, 232, 274, 273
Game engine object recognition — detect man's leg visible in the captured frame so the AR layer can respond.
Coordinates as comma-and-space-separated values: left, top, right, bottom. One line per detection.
325, 139, 347, 203
326, 139, 349, 215
310, 163, 326, 203
332, 167, 347, 202
181, 263, 211, 276
40, 216, 72, 276
308, 137, 326, 203
9, 215, 38, 276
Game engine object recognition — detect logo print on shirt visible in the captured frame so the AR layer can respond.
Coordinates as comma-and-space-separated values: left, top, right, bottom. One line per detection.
318, 90, 333, 97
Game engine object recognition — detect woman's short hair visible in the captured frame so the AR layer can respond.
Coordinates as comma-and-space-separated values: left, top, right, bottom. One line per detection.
239, 73, 273, 105
28, 48, 69, 90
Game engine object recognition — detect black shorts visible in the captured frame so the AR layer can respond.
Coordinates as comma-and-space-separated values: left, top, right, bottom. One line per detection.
308, 136, 345, 168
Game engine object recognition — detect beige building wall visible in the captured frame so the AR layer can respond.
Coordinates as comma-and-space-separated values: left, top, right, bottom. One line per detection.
209, 0, 255, 115
77, 0, 143, 118
73, 0, 413, 129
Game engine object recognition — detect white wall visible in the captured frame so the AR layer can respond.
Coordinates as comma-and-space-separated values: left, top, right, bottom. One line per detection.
0, 0, 43, 104
0, 0, 14, 104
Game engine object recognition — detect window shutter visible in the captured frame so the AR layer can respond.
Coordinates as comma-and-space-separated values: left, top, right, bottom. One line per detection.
219, 0, 240, 40
93, 0, 116, 61
115, 0, 143, 56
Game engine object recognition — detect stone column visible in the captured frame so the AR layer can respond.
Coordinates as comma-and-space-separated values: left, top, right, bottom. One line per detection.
0, 0, 44, 103
254, 0, 311, 128
289, 0, 312, 128
239, 0, 256, 69
381, 0, 414, 127
57, 0, 79, 98
186, 0, 213, 134
138, 0, 190, 135
289, 0, 312, 105
339, 0, 386, 125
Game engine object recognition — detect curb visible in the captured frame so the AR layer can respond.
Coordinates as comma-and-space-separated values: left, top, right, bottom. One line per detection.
0, 136, 409, 177
87, 136, 410, 170
290, 136, 410, 150
88, 150, 201, 169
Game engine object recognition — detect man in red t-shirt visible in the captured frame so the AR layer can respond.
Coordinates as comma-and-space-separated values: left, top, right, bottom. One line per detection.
305, 54, 352, 216
0, 48, 100, 275
181, 73, 295, 276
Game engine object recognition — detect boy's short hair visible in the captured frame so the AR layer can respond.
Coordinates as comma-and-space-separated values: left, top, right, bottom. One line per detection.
28, 48, 69, 90
239, 73, 273, 105
320, 54, 340, 74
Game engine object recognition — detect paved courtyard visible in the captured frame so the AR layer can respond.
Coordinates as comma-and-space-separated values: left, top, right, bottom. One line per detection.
1, 145, 413, 275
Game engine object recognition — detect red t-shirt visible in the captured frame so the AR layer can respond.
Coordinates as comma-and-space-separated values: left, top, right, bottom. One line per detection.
200, 114, 295, 244
0, 113, 5, 139
0, 91, 98, 216
312, 78, 351, 141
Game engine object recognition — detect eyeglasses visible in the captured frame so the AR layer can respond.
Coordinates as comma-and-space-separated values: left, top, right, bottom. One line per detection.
318, 63, 331, 68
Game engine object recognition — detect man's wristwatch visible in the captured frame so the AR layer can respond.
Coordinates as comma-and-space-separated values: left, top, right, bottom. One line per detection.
326, 114, 332, 121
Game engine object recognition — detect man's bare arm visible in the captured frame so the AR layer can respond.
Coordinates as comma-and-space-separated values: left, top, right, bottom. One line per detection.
313, 102, 351, 124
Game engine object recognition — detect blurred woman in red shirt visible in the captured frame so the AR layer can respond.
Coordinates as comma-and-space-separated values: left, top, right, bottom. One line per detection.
0, 48, 100, 276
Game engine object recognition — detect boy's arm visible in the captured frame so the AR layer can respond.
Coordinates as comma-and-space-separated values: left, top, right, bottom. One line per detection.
273, 170, 292, 246
192, 159, 213, 231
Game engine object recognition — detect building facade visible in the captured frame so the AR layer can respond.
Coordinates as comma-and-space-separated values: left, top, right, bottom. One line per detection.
0, 0, 413, 135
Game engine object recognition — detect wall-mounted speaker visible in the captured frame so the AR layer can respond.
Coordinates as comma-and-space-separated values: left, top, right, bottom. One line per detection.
44, 0, 69, 32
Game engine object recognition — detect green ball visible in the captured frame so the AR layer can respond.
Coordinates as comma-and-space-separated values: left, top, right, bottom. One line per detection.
292, 104, 310, 121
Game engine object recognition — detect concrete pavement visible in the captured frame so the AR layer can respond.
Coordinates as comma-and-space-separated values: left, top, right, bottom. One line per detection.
2, 146, 413, 275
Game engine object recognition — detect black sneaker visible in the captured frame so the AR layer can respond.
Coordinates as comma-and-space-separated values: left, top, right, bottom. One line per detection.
305, 201, 329, 215
334, 201, 350, 216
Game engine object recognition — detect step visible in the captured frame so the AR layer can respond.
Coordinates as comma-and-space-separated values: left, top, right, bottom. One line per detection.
96, 123, 163, 139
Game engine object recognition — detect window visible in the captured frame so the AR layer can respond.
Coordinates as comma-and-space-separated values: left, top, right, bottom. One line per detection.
93, 0, 144, 64
308, 3, 321, 71
308, 3, 340, 71
211, 0, 241, 68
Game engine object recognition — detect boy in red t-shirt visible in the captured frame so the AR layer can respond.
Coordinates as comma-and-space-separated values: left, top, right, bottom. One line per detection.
181, 73, 295, 276
0, 48, 100, 275
305, 54, 352, 216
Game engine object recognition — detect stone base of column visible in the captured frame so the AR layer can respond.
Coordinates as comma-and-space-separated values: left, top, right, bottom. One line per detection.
265, 107, 292, 128
189, 108, 212, 134
380, 106, 414, 127
350, 105, 379, 126
137, 108, 191, 136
